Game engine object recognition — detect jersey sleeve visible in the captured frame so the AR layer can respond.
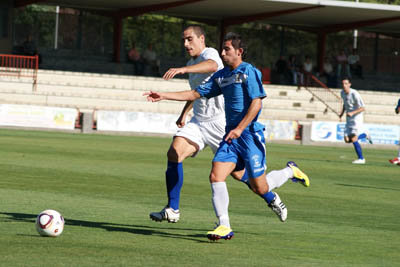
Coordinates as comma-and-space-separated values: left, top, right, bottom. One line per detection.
201, 48, 224, 70
245, 67, 266, 100
354, 91, 365, 108
195, 73, 222, 99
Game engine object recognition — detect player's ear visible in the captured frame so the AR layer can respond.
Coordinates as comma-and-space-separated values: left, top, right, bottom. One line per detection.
237, 48, 244, 57
200, 34, 205, 44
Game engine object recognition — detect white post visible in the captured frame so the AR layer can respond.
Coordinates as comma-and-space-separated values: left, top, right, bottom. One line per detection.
54, 6, 60, 49
353, 0, 359, 49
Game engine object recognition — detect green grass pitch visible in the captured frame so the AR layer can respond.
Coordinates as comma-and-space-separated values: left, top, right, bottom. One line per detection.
0, 128, 399, 266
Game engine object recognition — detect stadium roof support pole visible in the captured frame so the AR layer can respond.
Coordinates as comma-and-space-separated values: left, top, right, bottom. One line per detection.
218, 20, 227, 52
112, 17, 123, 63
374, 33, 379, 72
317, 32, 326, 74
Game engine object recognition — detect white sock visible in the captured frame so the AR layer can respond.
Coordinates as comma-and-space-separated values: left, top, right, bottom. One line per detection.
211, 182, 230, 228
266, 167, 293, 191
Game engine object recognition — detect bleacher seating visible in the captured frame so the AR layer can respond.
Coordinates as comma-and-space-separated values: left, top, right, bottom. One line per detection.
0, 69, 399, 125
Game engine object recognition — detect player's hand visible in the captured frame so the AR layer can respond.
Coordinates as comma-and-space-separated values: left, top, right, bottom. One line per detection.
143, 91, 163, 102
163, 67, 186, 80
225, 128, 243, 143
347, 112, 353, 117
176, 116, 186, 128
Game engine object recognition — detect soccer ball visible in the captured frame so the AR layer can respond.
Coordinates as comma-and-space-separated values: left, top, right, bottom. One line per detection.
35, 209, 64, 237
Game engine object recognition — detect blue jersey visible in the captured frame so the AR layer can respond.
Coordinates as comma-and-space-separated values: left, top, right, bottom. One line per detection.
196, 62, 266, 131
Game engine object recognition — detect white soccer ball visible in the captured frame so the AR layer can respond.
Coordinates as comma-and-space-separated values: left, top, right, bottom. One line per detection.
35, 209, 64, 237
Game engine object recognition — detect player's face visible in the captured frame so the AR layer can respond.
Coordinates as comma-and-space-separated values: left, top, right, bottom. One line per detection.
182, 28, 204, 58
342, 79, 351, 93
221, 40, 242, 68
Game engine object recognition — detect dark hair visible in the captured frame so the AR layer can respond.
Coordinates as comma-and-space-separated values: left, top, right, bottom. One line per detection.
342, 77, 352, 83
223, 32, 247, 59
184, 25, 206, 39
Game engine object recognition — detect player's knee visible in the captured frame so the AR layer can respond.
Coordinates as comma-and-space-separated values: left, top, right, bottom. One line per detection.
167, 146, 180, 162
251, 184, 267, 195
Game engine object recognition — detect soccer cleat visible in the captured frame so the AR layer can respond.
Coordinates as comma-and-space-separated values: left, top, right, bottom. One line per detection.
389, 157, 400, 165
268, 192, 287, 222
149, 206, 180, 223
287, 161, 310, 187
206, 225, 234, 241
352, 158, 366, 164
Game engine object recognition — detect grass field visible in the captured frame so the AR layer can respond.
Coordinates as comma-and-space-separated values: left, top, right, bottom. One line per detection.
0, 128, 399, 266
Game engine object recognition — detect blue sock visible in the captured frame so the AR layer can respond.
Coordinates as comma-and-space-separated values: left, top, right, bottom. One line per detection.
353, 141, 364, 159
358, 133, 366, 140
261, 191, 276, 205
165, 161, 183, 211
240, 169, 252, 190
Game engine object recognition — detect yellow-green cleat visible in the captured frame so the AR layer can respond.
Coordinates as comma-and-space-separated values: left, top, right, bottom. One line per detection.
207, 225, 234, 241
287, 161, 310, 187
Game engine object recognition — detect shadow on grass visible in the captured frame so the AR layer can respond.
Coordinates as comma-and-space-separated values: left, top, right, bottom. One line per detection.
0, 212, 215, 243
335, 183, 400, 191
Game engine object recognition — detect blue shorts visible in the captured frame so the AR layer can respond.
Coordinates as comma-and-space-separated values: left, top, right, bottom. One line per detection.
213, 128, 266, 178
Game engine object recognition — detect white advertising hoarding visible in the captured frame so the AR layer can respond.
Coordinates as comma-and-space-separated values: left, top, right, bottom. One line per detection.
97, 110, 298, 140
311, 121, 399, 145
97, 111, 179, 134
0, 104, 77, 130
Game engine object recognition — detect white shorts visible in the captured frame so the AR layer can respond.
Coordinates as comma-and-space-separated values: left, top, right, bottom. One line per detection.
175, 116, 225, 157
345, 115, 363, 136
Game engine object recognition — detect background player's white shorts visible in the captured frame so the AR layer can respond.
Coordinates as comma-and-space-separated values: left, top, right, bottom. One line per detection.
175, 116, 225, 157
345, 115, 364, 136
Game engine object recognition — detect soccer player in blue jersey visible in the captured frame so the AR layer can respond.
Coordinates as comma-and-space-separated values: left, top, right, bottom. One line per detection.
339, 77, 372, 164
145, 32, 310, 241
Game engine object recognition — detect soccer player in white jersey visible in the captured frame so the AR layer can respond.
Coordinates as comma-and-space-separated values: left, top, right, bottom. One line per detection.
389, 98, 400, 165
145, 32, 310, 241
149, 25, 225, 223
339, 77, 371, 164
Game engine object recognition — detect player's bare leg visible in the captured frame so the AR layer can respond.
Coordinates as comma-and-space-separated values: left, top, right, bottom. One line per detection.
150, 137, 198, 223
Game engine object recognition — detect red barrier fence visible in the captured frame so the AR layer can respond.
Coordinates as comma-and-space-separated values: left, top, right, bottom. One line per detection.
0, 54, 38, 91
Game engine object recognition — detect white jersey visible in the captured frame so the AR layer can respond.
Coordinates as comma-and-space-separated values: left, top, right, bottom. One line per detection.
341, 88, 365, 135
187, 47, 224, 122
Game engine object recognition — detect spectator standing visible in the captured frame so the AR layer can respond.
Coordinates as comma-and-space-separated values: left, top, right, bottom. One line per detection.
128, 42, 143, 75
336, 50, 351, 79
322, 57, 336, 87
142, 43, 160, 76
348, 49, 364, 79
275, 55, 288, 84
302, 55, 313, 86
288, 55, 303, 85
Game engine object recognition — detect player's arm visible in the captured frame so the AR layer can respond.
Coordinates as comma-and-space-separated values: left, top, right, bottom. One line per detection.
163, 59, 218, 80
347, 106, 365, 117
144, 90, 201, 102
225, 98, 262, 142
339, 104, 345, 119
176, 101, 194, 128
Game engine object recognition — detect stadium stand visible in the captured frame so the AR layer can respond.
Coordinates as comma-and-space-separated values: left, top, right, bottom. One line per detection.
0, 69, 399, 126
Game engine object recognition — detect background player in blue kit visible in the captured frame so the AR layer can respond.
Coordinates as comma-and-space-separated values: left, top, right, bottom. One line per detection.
145, 32, 310, 241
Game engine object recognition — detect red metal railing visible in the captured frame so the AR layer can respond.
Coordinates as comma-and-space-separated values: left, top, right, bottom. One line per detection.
0, 54, 38, 91
299, 72, 343, 116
